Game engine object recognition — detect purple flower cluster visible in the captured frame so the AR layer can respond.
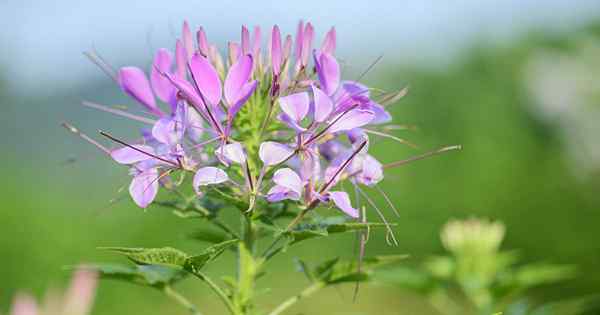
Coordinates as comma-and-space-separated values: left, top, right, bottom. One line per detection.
83, 21, 404, 222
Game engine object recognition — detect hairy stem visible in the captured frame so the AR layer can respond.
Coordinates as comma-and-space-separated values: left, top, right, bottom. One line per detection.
189, 270, 239, 315
267, 282, 326, 315
162, 285, 203, 315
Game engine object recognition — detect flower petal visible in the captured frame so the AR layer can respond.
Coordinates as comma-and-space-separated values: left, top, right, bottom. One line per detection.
193, 167, 228, 189
328, 109, 374, 133
300, 23, 314, 67
259, 141, 294, 166
273, 168, 302, 196
321, 27, 336, 55
182, 21, 194, 59
129, 168, 159, 208
367, 102, 392, 124
294, 20, 304, 61
356, 155, 383, 186
118, 67, 161, 116
241, 25, 250, 55
175, 40, 187, 78
111, 145, 155, 164
224, 54, 253, 106
312, 85, 333, 122
10, 294, 39, 315
217, 142, 247, 164
150, 48, 177, 106
314, 52, 340, 96
229, 80, 257, 121
152, 110, 185, 146
197, 27, 209, 57
329, 191, 358, 218
188, 53, 222, 106
266, 185, 300, 202
279, 92, 309, 122
251, 26, 261, 60
270, 25, 282, 74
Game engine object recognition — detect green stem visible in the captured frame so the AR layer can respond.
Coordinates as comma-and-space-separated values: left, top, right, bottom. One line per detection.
190, 270, 240, 315
162, 285, 203, 315
267, 282, 326, 315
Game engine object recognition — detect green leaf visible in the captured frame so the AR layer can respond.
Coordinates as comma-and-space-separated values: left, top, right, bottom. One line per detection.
309, 255, 408, 285
86, 263, 187, 288
99, 247, 190, 268
512, 263, 575, 289
99, 240, 238, 274
184, 239, 239, 273
283, 216, 391, 246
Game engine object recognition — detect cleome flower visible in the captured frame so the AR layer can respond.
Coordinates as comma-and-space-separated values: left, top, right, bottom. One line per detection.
66, 20, 460, 242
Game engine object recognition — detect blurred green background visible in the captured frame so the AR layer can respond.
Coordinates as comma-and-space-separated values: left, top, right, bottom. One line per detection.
2, 2, 600, 314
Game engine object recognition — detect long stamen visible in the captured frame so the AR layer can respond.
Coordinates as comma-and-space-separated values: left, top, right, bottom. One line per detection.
62, 122, 111, 155
383, 145, 462, 169
362, 128, 418, 148
82, 101, 156, 124
186, 63, 225, 137
354, 54, 383, 83
99, 131, 180, 167
83, 49, 118, 82
319, 140, 367, 194
374, 184, 400, 218
303, 104, 359, 146
355, 185, 398, 246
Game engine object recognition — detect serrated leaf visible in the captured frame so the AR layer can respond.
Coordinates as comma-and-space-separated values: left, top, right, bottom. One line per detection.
99, 247, 190, 268
311, 255, 408, 285
284, 216, 391, 246
85, 263, 187, 287
184, 239, 239, 273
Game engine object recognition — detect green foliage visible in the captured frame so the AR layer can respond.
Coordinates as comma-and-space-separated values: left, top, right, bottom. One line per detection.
98, 240, 238, 275
299, 255, 408, 285
87, 263, 187, 288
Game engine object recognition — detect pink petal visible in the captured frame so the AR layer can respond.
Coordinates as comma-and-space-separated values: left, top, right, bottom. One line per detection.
111, 145, 155, 164
197, 27, 209, 57
182, 21, 194, 59
188, 53, 222, 106
118, 67, 161, 116
301, 23, 314, 66
129, 168, 159, 208
259, 141, 294, 166
228, 42, 241, 65
241, 25, 250, 55
224, 54, 253, 106
314, 52, 340, 96
329, 109, 374, 133
273, 168, 302, 196
163, 72, 206, 112
312, 85, 333, 122
270, 25, 282, 74
267, 185, 300, 202
63, 269, 98, 315
193, 167, 228, 189
251, 26, 261, 60
283, 35, 293, 60
294, 20, 304, 61
321, 27, 337, 55
152, 115, 185, 145
217, 142, 247, 164
279, 92, 309, 122
228, 80, 257, 120
175, 40, 187, 78
150, 48, 176, 105
10, 294, 38, 315
329, 191, 358, 218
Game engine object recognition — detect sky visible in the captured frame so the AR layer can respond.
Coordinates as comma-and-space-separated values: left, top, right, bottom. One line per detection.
1, 0, 600, 95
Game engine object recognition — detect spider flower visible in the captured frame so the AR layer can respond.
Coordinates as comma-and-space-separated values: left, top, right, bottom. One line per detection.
73, 20, 436, 230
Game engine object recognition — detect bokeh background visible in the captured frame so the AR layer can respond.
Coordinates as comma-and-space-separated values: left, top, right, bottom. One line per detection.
1, 1, 600, 314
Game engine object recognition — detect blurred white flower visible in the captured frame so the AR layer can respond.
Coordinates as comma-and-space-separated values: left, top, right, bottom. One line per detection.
524, 38, 600, 178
